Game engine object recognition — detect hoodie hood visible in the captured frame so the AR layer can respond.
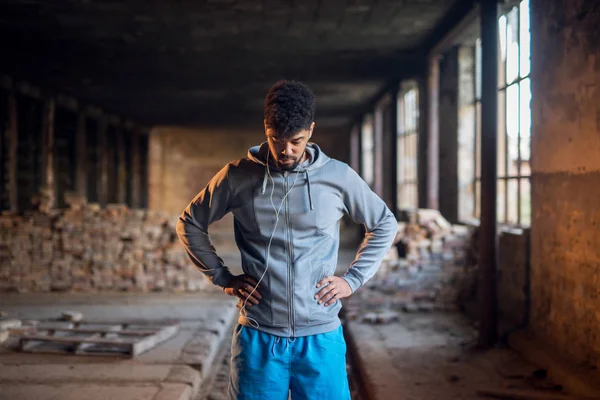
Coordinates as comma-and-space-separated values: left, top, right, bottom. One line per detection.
248, 142, 330, 211
247, 142, 330, 172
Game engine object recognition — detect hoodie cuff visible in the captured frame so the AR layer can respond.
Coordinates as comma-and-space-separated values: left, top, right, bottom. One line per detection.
342, 273, 362, 294
212, 267, 235, 288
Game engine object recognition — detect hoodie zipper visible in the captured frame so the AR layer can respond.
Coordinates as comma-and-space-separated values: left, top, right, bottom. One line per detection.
283, 171, 295, 337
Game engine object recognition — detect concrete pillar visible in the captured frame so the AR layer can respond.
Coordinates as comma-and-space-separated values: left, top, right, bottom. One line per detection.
530, 0, 600, 370
97, 116, 108, 208
116, 124, 127, 204
138, 132, 149, 209
389, 87, 399, 218
438, 47, 460, 223
75, 111, 87, 198
350, 124, 360, 173
418, 74, 431, 209
373, 105, 384, 198
6, 91, 18, 213
376, 95, 396, 210
426, 57, 440, 210
41, 97, 56, 210
478, 0, 499, 347
130, 129, 141, 208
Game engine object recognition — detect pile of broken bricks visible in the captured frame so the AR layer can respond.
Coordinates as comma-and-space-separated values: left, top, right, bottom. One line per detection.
343, 209, 479, 324
0, 195, 213, 293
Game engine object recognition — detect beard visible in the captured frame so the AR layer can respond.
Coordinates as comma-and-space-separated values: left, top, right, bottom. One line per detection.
276, 156, 300, 171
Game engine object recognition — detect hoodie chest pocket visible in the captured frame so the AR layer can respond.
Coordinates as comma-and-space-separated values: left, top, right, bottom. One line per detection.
255, 174, 318, 233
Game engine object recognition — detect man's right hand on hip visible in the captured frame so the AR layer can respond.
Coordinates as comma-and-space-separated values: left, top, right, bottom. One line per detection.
223, 274, 262, 306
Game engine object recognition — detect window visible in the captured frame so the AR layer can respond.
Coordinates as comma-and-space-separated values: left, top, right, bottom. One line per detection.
361, 115, 374, 187
459, 0, 531, 225
498, 0, 531, 225
397, 84, 419, 210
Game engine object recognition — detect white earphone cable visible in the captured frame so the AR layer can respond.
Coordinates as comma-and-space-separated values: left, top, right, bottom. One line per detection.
240, 150, 300, 329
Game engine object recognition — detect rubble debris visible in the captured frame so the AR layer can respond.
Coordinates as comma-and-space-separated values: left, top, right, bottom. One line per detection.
0, 319, 21, 330
349, 209, 477, 318
61, 311, 83, 322
361, 311, 400, 324
7, 325, 37, 336
0, 197, 212, 293
0, 329, 9, 344
402, 303, 419, 313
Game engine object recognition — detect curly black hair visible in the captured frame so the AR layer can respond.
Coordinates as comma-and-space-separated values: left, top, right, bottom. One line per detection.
264, 80, 316, 137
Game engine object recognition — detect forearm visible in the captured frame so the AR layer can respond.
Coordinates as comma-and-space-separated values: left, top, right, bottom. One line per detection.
176, 214, 234, 288
342, 210, 397, 292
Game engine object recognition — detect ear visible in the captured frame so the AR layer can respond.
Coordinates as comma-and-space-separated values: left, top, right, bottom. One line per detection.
309, 122, 315, 139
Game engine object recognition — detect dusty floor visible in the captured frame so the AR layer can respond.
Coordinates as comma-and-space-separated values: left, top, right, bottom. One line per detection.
0, 292, 584, 400
0, 292, 237, 400
345, 311, 582, 400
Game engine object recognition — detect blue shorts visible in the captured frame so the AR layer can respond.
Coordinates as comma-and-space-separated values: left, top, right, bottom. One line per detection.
228, 324, 351, 400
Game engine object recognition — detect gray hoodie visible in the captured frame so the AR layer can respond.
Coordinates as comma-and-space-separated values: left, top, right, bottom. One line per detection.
176, 142, 397, 337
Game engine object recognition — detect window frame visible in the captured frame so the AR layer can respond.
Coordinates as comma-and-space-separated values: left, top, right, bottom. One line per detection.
464, 0, 531, 226
397, 82, 419, 211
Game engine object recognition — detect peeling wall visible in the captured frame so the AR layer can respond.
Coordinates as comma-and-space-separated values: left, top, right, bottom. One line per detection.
530, 0, 600, 369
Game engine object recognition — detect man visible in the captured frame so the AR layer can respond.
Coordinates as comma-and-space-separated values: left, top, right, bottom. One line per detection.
177, 81, 397, 400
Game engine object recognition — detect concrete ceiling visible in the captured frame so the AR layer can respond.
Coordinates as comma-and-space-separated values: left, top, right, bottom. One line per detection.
0, 0, 471, 128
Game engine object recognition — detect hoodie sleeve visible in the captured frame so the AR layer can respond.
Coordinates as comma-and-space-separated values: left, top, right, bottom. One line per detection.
341, 166, 398, 293
176, 164, 235, 288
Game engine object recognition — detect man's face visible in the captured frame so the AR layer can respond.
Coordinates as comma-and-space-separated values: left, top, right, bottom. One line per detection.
265, 122, 314, 171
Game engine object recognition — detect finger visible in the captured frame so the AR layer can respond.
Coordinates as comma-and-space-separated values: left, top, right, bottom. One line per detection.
243, 275, 259, 287
315, 284, 335, 300
316, 276, 333, 288
243, 283, 262, 299
239, 289, 260, 305
324, 293, 339, 307
320, 289, 339, 305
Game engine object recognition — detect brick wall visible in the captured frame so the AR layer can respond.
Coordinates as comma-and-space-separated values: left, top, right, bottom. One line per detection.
0, 204, 212, 293
530, 0, 600, 369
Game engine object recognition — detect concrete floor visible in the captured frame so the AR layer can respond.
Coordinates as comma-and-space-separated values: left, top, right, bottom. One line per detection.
0, 248, 359, 400
1, 276, 578, 400
0, 292, 238, 400
345, 312, 584, 400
